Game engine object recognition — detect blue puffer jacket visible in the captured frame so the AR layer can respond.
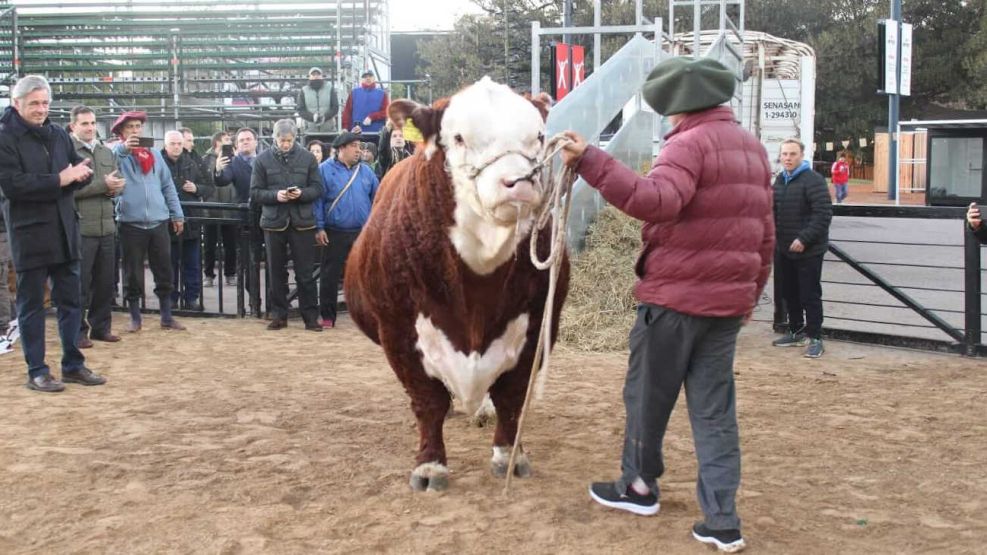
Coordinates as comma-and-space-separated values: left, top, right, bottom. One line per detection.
315, 158, 379, 232
113, 144, 184, 226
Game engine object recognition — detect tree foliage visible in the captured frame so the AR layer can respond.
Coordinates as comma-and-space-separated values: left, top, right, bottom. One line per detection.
416, 0, 986, 148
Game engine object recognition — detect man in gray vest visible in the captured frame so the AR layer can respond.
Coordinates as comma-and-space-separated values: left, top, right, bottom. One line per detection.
71, 105, 125, 347
296, 67, 339, 133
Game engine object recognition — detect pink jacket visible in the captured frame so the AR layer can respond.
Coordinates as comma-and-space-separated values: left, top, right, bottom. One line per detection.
575, 106, 775, 317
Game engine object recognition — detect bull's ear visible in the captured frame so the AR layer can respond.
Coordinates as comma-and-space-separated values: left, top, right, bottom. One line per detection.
387, 99, 419, 129
529, 92, 553, 121
410, 97, 450, 144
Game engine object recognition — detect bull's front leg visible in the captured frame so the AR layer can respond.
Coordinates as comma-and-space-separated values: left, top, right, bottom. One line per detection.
406, 376, 452, 491
487, 351, 536, 479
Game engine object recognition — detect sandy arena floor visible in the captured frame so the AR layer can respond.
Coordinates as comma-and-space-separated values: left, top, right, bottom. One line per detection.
0, 315, 984, 554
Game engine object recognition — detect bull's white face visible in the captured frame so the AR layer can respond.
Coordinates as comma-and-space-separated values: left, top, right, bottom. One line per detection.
431, 77, 549, 275
440, 77, 547, 228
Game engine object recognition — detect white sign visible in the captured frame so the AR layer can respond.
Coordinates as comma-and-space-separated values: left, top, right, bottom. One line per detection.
899, 23, 912, 96
759, 80, 808, 171
884, 19, 898, 94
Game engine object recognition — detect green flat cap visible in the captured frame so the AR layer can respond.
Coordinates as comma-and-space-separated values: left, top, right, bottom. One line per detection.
641, 57, 736, 115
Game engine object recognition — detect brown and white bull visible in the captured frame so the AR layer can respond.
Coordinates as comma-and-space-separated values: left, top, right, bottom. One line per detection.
344, 77, 570, 491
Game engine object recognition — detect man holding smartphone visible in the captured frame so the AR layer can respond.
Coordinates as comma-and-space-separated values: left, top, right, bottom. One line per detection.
967, 202, 987, 244
249, 119, 323, 331
110, 111, 186, 332
201, 131, 237, 288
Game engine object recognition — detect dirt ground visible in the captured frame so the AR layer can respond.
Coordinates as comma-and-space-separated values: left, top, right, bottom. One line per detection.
0, 315, 985, 554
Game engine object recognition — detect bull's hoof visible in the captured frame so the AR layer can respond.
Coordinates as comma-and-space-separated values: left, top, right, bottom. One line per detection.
490, 446, 531, 478
409, 462, 449, 492
469, 399, 497, 428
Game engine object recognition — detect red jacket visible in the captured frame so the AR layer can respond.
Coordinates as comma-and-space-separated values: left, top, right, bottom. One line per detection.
831, 159, 850, 184
575, 106, 774, 317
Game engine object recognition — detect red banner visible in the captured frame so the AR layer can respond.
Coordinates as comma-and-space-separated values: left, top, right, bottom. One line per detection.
555, 43, 570, 100
571, 45, 585, 90
554, 43, 585, 100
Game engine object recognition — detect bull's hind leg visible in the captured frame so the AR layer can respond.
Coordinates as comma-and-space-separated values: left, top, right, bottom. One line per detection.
488, 364, 533, 478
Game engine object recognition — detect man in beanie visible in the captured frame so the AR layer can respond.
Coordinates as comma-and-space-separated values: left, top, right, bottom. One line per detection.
110, 111, 187, 332
342, 71, 389, 134
561, 57, 774, 552
296, 67, 339, 133
0, 75, 106, 392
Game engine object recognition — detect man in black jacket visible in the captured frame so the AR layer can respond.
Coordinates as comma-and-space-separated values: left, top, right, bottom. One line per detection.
0, 75, 106, 392
249, 119, 323, 331
772, 138, 833, 358
162, 130, 215, 309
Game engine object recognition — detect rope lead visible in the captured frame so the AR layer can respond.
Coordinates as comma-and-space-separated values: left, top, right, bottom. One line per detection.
504, 134, 577, 494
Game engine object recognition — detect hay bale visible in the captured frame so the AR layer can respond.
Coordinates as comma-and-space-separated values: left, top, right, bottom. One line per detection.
559, 206, 641, 352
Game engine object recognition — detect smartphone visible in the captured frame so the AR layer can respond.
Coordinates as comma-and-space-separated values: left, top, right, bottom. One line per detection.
137, 137, 156, 148
221, 144, 235, 159
286, 186, 300, 193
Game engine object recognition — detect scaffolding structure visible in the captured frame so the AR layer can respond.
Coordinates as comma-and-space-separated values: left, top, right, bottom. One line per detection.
0, 0, 391, 124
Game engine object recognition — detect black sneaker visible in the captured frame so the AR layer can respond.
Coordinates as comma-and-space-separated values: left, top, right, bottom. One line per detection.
692, 522, 746, 552
588, 481, 659, 516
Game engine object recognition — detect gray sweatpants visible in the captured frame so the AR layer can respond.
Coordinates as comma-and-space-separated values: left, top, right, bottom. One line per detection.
617, 303, 743, 530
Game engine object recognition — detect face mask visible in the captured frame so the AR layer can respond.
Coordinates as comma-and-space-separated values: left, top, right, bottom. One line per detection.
309, 79, 324, 90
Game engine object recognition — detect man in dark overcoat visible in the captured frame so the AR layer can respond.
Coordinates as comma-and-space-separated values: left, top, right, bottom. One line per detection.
0, 75, 107, 392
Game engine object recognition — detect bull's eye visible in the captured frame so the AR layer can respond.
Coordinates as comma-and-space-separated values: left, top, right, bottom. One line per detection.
454, 134, 464, 146
537, 132, 545, 144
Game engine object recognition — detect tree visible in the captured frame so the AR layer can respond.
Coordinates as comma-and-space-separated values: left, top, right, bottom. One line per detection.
417, 0, 986, 151
417, 1, 563, 98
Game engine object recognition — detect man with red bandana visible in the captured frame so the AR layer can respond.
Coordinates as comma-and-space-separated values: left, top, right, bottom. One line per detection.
110, 111, 186, 333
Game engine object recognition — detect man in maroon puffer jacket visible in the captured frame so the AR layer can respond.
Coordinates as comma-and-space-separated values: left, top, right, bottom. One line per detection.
562, 57, 773, 553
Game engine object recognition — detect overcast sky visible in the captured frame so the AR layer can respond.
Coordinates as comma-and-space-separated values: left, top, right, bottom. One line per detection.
391, 0, 484, 32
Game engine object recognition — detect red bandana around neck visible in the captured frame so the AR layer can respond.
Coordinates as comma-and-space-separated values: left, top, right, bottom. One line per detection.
133, 147, 155, 175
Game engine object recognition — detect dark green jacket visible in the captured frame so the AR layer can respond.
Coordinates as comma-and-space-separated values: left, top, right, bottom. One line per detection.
72, 137, 118, 237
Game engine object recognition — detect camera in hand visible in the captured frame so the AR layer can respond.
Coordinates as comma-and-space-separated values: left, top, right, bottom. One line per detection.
137, 137, 155, 148
221, 144, 235, 159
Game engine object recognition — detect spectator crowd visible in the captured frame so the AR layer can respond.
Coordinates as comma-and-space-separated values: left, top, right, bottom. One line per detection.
0, 74, 415, 393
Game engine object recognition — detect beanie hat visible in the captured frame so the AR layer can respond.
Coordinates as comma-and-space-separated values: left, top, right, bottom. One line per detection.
641, 57, 736, 116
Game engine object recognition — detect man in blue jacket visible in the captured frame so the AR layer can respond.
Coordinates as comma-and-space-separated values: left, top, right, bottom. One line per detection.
315, 132, 380, 328
0, 75, 105, 392
111, 112, 186, 333
342, 72, 389, 134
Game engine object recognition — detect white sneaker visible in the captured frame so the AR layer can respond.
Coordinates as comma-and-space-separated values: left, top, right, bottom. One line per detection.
202, 277, 214, 287
225, 276, 237, 286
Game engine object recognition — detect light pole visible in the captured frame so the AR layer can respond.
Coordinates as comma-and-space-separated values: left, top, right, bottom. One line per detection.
887, 0, 902, 201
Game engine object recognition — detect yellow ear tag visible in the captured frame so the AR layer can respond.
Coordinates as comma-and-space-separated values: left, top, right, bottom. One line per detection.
402, 119, 424, 144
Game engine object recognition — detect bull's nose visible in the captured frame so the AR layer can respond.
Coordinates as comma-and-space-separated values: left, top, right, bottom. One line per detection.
502, 178, 532, 189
